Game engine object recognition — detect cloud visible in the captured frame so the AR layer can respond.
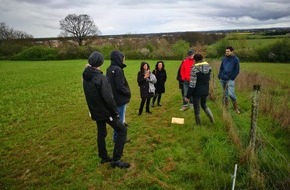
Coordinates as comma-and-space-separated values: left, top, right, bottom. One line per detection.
0, 0, 289, 38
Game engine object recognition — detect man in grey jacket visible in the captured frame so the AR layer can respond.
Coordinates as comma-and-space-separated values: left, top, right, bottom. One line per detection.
83, 51, 130, 168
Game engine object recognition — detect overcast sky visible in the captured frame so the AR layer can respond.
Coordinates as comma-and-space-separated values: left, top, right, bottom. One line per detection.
1, 0, 290, 38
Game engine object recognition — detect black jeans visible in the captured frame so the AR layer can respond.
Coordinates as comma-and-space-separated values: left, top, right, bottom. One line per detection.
152, 93, 162, 105
193, 96, 208, 115
96, 117, 127, 161
139, 98, 151, 113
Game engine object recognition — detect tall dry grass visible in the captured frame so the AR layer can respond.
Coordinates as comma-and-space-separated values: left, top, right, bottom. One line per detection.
237, 71, 289, 129
210, 60, 289, 130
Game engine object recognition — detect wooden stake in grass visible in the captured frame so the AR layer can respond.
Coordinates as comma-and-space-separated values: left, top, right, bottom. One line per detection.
249, 84, 261, 154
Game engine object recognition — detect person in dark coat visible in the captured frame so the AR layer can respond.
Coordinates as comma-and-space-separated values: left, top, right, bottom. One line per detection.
137, 62, 156, 115
185, 54, 214, 125
83, 51, 130, 168
152, 60, 167, 107
106, 50, 131, 142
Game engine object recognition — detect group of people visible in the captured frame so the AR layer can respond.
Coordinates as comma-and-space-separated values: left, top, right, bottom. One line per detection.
82, 46, 240, 169
137, 61, 167, 115
82, 50, 167, 169
177, 46, 240, 126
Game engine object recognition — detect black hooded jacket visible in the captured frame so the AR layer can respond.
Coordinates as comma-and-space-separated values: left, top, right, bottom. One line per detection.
83, 66, 119, 121
106, 51, 131, 106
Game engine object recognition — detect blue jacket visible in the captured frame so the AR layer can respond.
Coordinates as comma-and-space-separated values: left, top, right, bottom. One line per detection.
218, 55, 240, 80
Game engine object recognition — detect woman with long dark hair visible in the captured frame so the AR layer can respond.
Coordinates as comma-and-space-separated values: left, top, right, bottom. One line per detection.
137, 62, 156, 115
152, 60, 167, 107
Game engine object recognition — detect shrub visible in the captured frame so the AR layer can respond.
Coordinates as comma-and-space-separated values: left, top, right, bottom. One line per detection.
172, 40, 190, 60
235, 48, 258, 61
0, 40, 32, 60
13, 46, 57, 60
269, 38, 290, 62
98, 45, 115, 59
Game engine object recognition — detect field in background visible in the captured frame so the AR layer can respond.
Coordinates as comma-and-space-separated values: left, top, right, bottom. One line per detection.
0, 60, 289, 189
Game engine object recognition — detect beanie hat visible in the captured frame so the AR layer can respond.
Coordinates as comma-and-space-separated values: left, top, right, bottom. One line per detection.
187, 49, 194, 56
88, 51, 104, 67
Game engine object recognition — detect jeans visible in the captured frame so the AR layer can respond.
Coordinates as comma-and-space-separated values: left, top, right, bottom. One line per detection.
96, 117, 127, 161
220, 79, 237, 101
113, 104, 127, 141
183, 81, 193, 105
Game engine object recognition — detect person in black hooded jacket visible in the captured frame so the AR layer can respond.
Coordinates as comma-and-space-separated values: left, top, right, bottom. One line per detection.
106, 50, 131, 142
83, 51, 130, 169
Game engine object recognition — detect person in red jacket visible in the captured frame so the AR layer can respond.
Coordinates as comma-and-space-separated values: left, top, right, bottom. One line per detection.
179, 49, 195, 111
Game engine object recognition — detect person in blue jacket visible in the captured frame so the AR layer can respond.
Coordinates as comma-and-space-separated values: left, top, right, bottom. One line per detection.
218, 46, 240, 114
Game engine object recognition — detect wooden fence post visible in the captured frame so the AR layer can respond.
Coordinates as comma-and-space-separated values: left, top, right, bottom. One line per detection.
249, 85, 261, 153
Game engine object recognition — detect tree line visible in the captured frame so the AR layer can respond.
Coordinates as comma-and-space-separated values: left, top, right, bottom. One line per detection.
1, 14, 290, 62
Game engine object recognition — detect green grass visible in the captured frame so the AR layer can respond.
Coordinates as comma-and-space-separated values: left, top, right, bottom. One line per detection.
1, 60, 289, 189
241, 62, 290, 85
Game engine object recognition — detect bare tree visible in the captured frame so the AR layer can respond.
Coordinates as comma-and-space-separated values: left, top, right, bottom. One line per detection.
0, 22, 33, 40
59, 14, 101, 46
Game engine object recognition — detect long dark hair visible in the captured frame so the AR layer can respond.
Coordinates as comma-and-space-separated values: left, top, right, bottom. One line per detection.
155, 60, 165, 72
140, 61, 150, 73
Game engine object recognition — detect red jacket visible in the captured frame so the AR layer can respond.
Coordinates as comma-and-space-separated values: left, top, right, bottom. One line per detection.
180, 57, 195, 82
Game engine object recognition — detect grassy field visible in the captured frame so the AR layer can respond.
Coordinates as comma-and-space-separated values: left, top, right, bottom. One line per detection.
0, 60, 289, 189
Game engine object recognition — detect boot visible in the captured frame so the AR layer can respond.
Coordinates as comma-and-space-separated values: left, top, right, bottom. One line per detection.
195, 114, 201, 125
233, 101, 240, 114
138, 108, 142, 115
205, 108, 215, 123
111, 160, 130, 169
146, 109, 152, 114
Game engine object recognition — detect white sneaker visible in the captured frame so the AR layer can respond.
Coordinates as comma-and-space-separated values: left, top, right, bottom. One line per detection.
179, 106, 188, 111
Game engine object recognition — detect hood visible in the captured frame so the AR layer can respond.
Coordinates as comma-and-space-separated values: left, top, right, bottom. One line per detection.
195, 61, 211, 74
83, 66, 102, 81
110, 50, 126, 69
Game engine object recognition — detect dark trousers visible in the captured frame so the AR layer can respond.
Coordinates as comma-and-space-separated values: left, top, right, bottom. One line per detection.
152, 93, 162, 105
96, 117, 127, 161
193, 96, 208, 115
139, 98, 151, 113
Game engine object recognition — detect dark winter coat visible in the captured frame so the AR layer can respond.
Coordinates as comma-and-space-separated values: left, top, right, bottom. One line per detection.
106, 51, 131, 107
137, 71, 155, 99
187, 61, 212, 98
83, 66, 119, 121
153, 69, 167, 94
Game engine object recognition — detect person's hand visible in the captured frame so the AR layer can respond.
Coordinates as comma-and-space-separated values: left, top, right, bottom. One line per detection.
184, 97, 189, 103
144, 70, 150, 78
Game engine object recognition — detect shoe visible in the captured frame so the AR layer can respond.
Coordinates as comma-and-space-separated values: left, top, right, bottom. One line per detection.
124, 123, 129, 127
157, 104, 162, 106
113, 139, 131, 144
179, 106, 188, 111
190, 104, 194, 109
100, 157, 112, 164
111, 160, 130, 168
146, 111, 152, 114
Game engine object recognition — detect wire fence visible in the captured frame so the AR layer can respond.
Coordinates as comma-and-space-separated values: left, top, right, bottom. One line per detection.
255, 127, 290, 189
